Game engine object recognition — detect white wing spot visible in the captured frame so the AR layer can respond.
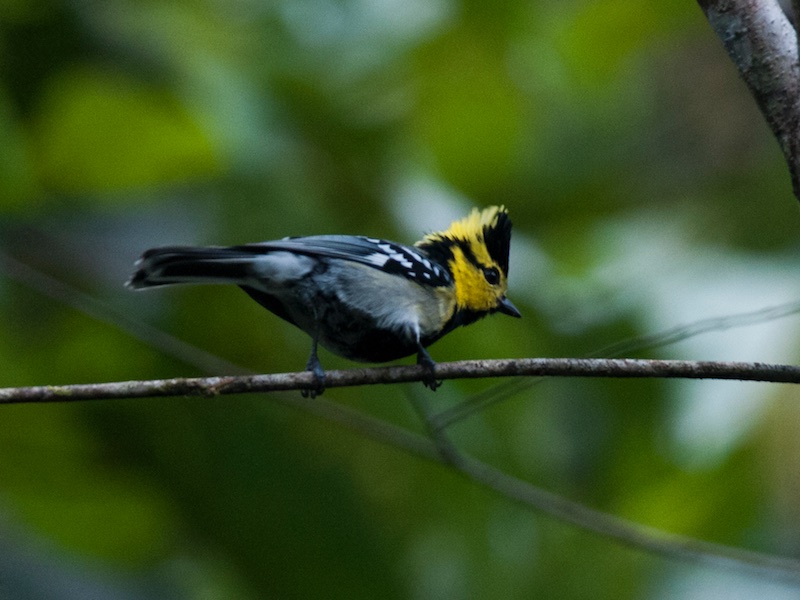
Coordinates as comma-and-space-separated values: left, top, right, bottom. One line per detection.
365, 252, 390, 266
377, 243, 399, 256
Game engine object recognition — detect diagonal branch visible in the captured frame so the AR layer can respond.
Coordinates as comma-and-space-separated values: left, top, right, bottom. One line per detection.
1, 358, 799, 404
293, 391, 800, 582
697, 0, 800, 199
2, 353, 799, 578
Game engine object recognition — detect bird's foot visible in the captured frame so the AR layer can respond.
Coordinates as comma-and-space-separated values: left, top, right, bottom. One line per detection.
417, 349, 442, 391
302, 356, 326, 398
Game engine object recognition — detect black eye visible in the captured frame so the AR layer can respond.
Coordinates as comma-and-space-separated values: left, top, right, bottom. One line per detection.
483, 267, 500, 285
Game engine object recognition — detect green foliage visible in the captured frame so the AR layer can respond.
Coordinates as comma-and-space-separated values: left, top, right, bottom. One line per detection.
411, 27, 527, 197
0, 91, 39, 209
32, 67, 219, 195
0, 404, 177, 565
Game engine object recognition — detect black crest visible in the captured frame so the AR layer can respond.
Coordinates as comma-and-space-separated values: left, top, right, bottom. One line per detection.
483, 209, 512, 276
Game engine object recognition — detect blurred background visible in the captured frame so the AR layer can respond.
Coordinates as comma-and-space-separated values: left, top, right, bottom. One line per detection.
1, 0, 800, 598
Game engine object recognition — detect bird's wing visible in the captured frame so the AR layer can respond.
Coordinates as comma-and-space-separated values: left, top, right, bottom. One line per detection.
240, 236, 452, 286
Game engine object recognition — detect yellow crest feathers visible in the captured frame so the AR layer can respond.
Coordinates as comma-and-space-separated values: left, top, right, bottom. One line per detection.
416, 205, 512, 276
418, 205, 507, 246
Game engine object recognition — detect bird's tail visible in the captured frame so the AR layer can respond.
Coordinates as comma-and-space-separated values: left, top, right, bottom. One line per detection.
126, 246, 258, 289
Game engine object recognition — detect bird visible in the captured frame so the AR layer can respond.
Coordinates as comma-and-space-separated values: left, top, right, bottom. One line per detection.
127, 205, 520, 396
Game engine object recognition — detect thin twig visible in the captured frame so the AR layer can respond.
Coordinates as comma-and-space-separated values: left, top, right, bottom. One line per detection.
2, 254, 799, 579
289, 391, 800, 583
0, 249, 249, 375
1, 358, 799, 404
433, 299, 800, 429
5, 361, 797, 579
453, 451, 800, 582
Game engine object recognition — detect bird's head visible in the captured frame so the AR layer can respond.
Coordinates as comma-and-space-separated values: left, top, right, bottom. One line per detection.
416, 206, 520, 319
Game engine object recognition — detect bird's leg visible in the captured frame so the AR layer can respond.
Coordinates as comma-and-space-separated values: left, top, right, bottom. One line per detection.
302, 334, 326, 398
416, 343, 442, 391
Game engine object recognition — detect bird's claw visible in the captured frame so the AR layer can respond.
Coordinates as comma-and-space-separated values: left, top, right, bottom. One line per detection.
422, 375, 443, 392
417, 349, 442, 392
302, 356, 326, 398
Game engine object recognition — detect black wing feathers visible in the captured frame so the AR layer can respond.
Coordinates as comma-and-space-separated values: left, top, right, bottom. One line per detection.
129, 235, 453, 290
242, 236, 452, 287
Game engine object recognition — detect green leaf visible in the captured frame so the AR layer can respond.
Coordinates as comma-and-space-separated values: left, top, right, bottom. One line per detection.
0, 91, 40, 209
32, 66, 220, 195
0, 405, 177, 565
411, 29, 526, 196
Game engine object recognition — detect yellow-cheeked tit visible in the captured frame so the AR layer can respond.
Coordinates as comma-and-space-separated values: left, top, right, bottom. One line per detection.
128, 206, 520, 395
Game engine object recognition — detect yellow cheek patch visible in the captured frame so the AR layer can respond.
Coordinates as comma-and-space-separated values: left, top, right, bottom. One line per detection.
448, 246, 506, 312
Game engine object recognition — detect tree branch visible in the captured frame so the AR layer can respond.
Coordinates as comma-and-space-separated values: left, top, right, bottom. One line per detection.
303, 388, 800, 582
1, 358, 799, 404
697, 0, 800, 199
3, 357, 799, 578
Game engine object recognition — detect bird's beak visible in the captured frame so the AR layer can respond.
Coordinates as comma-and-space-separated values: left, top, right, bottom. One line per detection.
498, 297, 522, 318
